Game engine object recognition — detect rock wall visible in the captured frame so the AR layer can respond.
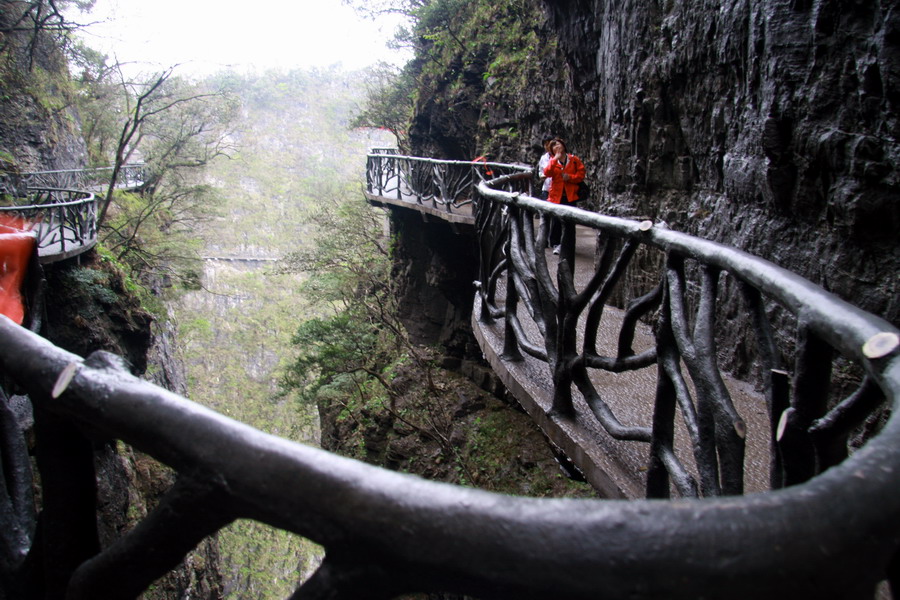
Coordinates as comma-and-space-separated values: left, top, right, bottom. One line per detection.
540, 0, 898, 327
391, 208, 482, 358
0, 7, 87, 173
407, 0, 898, 365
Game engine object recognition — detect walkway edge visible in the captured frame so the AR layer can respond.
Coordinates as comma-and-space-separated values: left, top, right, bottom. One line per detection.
472, 293, 644, 499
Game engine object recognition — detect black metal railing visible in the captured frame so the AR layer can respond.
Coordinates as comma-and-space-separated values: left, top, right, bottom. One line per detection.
2, 312, 898, 599
365, 151, 531, 215
0, 157, 897, 598
0, 164, 145, 263
0, 188, 97, 262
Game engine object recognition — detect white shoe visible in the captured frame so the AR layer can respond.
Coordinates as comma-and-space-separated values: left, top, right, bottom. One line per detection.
552, 245, 560, 255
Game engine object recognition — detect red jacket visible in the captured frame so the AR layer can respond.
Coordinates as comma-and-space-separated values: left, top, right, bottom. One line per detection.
543, 154, 585, 203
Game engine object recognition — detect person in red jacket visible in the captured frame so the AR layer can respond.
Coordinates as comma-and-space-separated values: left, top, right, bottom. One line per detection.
542, 139, 585, 252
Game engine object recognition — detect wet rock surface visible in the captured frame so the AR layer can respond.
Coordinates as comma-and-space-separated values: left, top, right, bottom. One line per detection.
410, 0, 898, 366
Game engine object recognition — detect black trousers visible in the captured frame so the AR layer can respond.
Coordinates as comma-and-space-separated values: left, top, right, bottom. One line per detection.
548, 193, 573, 247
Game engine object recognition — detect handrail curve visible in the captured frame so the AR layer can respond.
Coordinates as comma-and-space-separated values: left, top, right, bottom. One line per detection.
474, 171, 900, 500
0, 187, 97, 262
19, 163, 146, 191
0, 164, 144, 262
365, 152, 531, 214
0, 155, 897, 597
0, 315, 898, 599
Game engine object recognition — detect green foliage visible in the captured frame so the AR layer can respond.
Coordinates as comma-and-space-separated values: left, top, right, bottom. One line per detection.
283, 311, 386, 403
171, 67, 392, 596
387, 0, 550, 155
61, 266, 119, 311
350, 61, 415, 152
280, 194, 403, 411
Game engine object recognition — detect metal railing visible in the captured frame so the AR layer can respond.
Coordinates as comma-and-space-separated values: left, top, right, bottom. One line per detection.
0, 157, 897, 598
0, 164, 145, 262
0, 188, 97, 262
365, 151, 531, 215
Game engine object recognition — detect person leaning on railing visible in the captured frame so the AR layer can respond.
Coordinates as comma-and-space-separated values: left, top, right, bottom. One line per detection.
543, 138, 585, 253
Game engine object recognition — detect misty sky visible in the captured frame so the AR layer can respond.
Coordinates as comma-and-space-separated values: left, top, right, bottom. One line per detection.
69, 0, 409, 76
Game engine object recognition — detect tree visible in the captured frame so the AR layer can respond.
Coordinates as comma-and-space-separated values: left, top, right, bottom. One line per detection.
0, 0, 96, 70
97, 66, 237, 227
341, 0, 426, 20
101, 74, 237, 283
280, 193, 440, 402
351, 61, 415, 152
72, 54, 238, 284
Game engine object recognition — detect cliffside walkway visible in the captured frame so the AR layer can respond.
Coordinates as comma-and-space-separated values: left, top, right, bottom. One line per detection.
0, 164, 145, 263
0, 153, 898, 598
366, 152, 775, 498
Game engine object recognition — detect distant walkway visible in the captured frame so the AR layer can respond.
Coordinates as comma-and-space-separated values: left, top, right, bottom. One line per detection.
366, 151, 899, 504
364, 150, 529, 227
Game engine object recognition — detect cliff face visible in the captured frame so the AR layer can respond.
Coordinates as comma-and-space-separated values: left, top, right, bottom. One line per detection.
407, 0, 898, 359
0, 7, 87, 173
543, 0, 898, 322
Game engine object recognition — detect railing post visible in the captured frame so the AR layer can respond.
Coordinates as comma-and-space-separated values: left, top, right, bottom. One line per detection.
32, 399, 101, 597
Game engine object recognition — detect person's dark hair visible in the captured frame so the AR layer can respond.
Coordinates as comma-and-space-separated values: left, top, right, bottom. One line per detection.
542, 135, 555, 145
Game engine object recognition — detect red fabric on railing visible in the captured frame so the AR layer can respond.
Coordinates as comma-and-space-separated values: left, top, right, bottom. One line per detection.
0, 215, 37, 325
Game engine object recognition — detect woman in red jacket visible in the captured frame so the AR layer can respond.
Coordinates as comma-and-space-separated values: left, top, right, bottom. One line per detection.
542, 139, 585, 252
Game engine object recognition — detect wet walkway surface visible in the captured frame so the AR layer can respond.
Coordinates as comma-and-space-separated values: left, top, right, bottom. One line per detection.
473, 222, 771, 499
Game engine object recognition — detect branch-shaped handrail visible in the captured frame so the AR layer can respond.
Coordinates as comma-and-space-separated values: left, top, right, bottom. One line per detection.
365, 151, 531, 215
19, 164, 146, 191
0, 315, 898, 599
0, 164, 144, 262
475, 172, 899, 502
0, 156, 897, 598
0, 188, 97, 262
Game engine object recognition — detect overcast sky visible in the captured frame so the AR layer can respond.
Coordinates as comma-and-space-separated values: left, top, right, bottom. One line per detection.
69, 0, 410, 76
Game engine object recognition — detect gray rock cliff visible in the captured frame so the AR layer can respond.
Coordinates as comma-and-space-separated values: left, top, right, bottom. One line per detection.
404, 0, 898, 368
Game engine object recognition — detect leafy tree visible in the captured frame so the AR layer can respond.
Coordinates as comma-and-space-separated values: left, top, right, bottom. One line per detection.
280, 195, 403, 403
350, 61, 414, 152
341, 0, 426, 20
96, 66, 238, 227
69, 41, 123, 165
71, 54, 239, 285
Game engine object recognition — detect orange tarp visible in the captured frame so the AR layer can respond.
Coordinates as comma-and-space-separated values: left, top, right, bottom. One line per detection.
0, 214, 37, 325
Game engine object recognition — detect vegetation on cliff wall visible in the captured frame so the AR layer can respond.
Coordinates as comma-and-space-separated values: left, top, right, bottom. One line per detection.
279, 191, 592, 499
0, 0, 88, 171
351, 0, 554, 159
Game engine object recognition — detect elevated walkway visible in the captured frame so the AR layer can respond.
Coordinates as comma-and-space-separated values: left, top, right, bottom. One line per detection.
0, 152, 897, 598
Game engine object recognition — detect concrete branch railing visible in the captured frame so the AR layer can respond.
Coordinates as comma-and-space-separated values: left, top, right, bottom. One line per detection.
474, 170, 900, 503
365, 151, 531, 217
0, 188, 97, 263
0, 155, 898, 598
0, 164, 145, 263
18, 164, 146, 192
2, 312, 898, 599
